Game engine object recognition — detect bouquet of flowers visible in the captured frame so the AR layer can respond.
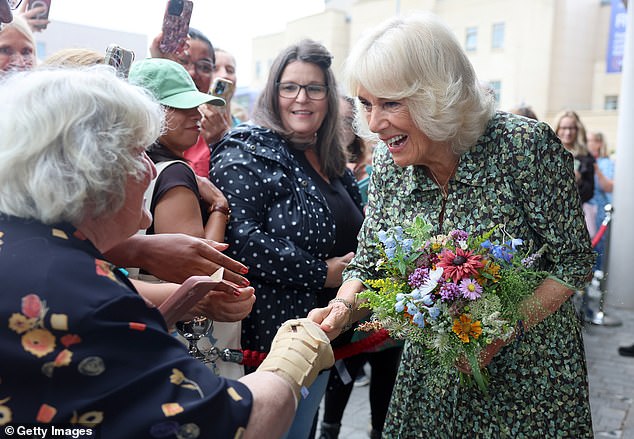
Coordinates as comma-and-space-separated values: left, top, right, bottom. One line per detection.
358, 215, 547, 392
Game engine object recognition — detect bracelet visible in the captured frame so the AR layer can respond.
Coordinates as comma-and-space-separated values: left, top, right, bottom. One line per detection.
208, 204, 231, 224
328, 298, 354, 331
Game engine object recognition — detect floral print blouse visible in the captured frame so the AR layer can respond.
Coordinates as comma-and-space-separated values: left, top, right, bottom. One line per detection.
0, 217, 252, 438
344, 111, 595, 290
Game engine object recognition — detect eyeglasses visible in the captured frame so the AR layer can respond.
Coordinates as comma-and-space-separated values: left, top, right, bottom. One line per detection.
8, 0, 22, 9
176, 58, 214, 76
277, 82, 328, 100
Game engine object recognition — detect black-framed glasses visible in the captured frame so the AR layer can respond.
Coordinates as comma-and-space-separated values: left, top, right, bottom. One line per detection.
277, 82, 328, 100
176, 58, 214, 76
8, 0, 23, 10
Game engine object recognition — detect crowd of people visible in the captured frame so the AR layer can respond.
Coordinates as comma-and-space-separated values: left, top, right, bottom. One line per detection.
0, 0, 624, 437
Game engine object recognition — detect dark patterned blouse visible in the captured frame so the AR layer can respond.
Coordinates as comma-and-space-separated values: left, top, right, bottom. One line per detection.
345, 112, 595, 438
0, 217, 252, 438
210, 125, 363, 353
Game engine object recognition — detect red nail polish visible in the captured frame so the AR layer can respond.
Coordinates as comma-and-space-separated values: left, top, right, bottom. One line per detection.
240, 266, 249, 274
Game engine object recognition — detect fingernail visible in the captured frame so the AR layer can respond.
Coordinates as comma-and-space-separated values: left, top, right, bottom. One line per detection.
240, 266, 249, 274
233, 289, 241, 297
240, 279, 250, 287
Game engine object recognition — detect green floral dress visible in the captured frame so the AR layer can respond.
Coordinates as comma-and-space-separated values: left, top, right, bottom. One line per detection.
343, 112, 595, 438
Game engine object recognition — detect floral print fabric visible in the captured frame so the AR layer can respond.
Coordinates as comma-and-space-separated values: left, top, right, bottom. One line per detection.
0, 217, 252, 438
345, 112, 594, 437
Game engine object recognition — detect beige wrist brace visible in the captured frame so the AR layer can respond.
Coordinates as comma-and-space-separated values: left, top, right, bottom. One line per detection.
257, 318, 334, 402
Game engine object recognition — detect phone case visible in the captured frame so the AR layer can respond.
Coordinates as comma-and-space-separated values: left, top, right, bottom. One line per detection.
158, 269, 225, 328
27, 0, 51, 30
159, 0, 193, 54
210, 78, 234, 98
104, 44, 135, 79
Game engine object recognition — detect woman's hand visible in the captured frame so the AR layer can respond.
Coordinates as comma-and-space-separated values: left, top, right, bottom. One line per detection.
199, 104, 231, 146
17, 2, 49, 32
196, 175, 228, 208
307, 301, 350, 341
324, 252, 354, 288
188, 285, 255, 322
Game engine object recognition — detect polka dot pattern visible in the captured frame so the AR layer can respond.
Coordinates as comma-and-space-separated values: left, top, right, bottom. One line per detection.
210, 126, 362, 352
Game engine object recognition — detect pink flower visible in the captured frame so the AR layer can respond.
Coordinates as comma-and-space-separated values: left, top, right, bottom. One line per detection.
459, 278, 483, 300
21, 294, 42, 319
436, 248, 484, 282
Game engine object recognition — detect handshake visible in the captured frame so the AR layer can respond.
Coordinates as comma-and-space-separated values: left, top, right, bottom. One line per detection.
257, 318, 334, 402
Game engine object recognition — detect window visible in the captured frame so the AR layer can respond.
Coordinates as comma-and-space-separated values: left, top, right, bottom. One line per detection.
492, 22, 505, 49
604, 95, 618, 110
488, 80, 501, 106
255, 61, 261, 79
465, 27, 478, 52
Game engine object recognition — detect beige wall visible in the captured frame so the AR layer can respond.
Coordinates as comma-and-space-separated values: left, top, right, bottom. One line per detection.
251, 0, 622, 146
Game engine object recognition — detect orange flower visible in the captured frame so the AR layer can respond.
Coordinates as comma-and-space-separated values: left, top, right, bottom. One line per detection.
161, 403, 184, 417
53, 349, 73, 367
36, 404, 57, 423
452, 314, 483, 343
95, 259, 116, 281
22, 328, 56, 358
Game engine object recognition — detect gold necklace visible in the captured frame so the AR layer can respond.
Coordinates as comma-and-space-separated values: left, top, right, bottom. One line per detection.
428, 159, 460, 200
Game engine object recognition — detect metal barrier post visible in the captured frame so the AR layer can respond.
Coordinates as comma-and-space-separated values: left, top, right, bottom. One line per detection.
590, 204, 622, 326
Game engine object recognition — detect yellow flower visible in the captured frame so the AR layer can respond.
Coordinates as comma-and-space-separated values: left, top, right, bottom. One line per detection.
22, 328, 56, 358
0, 398, 12, 426
8, 313, 37, 334
71, 410, 104, 427
452, 314, 483, 343
169, 368, 185, 385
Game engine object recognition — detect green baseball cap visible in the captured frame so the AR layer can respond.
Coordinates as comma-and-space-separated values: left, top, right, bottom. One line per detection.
128, 58, 225, 109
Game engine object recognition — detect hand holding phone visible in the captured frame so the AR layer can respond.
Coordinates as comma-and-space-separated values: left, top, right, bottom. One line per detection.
105, 44, 135, 79
210, 77, 235, 99
159, 0, 193, 54
26, 0, 51, 30
158, 268, 225, 328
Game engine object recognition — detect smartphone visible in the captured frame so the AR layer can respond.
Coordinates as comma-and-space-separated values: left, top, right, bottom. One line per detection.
27, 0, 51, 30
210, 77, 234, 99
158, 269, 225, 328
159, 0, 193, 54
104, 44, 135, 79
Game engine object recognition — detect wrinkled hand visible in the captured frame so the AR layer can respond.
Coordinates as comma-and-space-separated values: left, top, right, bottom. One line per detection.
324, 252, 354, 288
189, 285, 255, 322
456, 338, 506, 374
196, 175, 228, 207
307, 302, 350, 341
199, 104, 231, 146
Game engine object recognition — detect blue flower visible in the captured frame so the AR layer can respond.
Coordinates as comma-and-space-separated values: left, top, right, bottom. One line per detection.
377, 230, 388, 244
406, 302, 419, 316
385, 246, 396, 259
428, 306, 440, 320
395, 300, 405, 313
413, 312, 425, 328
421, 292, 434, 306
401, 238, 414, 253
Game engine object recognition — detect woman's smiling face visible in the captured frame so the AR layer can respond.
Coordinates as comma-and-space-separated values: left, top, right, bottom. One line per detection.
278, 60, 328, 144
357, 85, 434, 168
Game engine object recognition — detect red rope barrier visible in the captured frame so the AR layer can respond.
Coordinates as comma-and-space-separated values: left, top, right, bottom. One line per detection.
592, 224, 608, 249
239, 329, 391, 368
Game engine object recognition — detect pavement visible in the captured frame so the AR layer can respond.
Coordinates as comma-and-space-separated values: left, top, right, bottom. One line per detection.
317, 299, 634, 439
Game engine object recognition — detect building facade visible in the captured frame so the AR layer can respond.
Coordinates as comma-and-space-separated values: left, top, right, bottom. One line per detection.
251, 0, 623, 148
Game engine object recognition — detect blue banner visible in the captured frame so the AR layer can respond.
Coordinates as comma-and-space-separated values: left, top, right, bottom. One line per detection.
607, 0, 628, 73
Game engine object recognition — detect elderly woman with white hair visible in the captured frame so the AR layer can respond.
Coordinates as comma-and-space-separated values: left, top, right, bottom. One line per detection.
309, 13, 594, 437
0, 14, 35, 73
0, 67, 333, 438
